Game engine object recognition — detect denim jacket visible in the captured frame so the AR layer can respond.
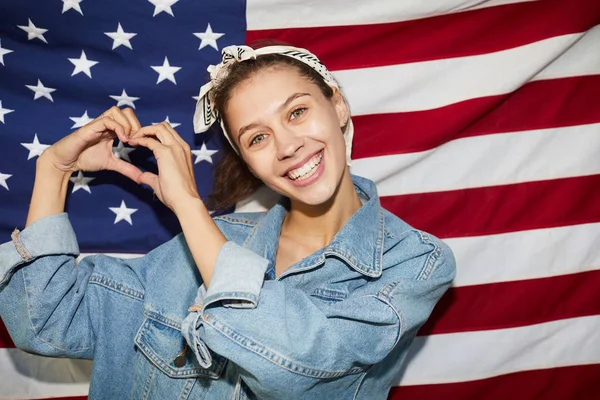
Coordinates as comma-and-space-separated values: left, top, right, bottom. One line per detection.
0, 175, 455, 399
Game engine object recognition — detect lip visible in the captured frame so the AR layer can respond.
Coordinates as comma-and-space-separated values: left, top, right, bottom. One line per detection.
287, 150, 325, 187
281, 149, 324, 177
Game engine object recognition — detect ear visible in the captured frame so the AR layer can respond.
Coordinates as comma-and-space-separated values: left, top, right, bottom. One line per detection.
332, 87, 350, 128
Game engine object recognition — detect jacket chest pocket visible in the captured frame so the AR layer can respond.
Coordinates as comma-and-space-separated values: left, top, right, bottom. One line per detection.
134, 315, 227, 380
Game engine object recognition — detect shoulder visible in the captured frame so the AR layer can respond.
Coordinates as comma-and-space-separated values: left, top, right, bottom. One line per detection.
380, 208, 456, 282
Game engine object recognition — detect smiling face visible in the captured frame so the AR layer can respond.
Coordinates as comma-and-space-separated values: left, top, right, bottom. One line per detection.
224, 66, 350, 207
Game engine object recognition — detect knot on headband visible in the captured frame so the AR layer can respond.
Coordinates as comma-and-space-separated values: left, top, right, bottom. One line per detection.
193, 45, 353, 165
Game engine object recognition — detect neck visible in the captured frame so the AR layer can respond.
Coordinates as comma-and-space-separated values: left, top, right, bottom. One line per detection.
281, 169, 362, 248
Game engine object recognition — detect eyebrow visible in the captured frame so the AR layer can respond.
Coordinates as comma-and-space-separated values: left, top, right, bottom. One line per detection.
237, 92, 311, 141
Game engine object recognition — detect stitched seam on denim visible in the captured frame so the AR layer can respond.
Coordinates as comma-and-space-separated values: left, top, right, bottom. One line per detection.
325, 249, 379, 277
11, 228, 32, 261
352, 370, 370, 400
178, 377, 196, 400
88, 273, 144, 301
141, 360, 156, 400
22, 265, 93, 353
377, 283, 405, 337
203, 312, 366, 378
312, 287, 347, 300
144, 310, 181, 330
135, 319, 224, 378
214, 216, 259, 227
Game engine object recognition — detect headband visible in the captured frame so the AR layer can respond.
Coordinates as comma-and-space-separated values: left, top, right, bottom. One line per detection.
192, 45, 354, 165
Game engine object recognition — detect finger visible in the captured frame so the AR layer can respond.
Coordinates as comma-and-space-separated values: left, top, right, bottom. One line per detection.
101, 106, 132, 138
122, 107, 142, 133
126, 135, 164, 152
79, 117, 127, 143
130, 124, 174, 146
162, 122, 190, 150
137, 171, 159, 192
106, 156, 144, 183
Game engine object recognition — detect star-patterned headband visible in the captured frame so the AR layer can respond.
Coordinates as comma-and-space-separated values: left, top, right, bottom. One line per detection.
192, 45, 354, 165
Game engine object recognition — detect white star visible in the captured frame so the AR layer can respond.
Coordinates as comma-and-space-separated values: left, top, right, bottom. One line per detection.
26, 79, 56, 102
109, 89, 140, 108
68, 50, 98, 78
109, 200, 138, 225
69, 110, 94, 129
151, 57, 181, 84
113, 141, 135, 162
0, 39, 14, 66
104, 23, 137, 50
0, 172, 11, 191
21, 134, 50, 160
152, 116, 180, 129
193, 24, 225, 51
191, 143, 218, 164
17, 19, 48, 44
62, 0, 84, 15
0, 101, 14, 123
148, 0, 179, 17
69, 171, 95, 193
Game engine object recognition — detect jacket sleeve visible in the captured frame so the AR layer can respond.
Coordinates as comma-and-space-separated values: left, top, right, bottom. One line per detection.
181, 234, 456, 396
0, 213, 146, 359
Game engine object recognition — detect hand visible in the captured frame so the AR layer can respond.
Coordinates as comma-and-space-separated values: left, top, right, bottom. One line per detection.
40, 107, 144, 183
127, 122, 201, 213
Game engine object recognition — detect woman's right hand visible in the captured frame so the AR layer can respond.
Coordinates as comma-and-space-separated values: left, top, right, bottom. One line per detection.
40, 106, 144, 183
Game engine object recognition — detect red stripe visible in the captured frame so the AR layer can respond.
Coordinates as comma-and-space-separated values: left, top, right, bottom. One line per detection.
420, 269, 600, 335
381, 174, 600, 239
0, 318, 15, 348
387, 364, 600, 400
34, 397, 87, 400
247, 0, 600, 71
352, 74, 600, 159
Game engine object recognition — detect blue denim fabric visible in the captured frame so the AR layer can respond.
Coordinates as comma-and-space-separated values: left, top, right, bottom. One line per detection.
0, 175, 455, 399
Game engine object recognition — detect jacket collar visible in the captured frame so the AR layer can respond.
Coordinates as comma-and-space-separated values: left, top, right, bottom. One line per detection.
242, 175, 384, 278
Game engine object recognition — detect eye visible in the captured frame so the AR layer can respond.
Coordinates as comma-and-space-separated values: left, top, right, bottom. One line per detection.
249, 133, 266, 147
289, 107, 307, 121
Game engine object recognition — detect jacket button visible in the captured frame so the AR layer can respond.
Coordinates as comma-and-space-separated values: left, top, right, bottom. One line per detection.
174, 345, 187, 367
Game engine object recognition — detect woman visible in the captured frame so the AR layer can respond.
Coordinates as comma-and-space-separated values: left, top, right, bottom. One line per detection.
0, 44, 455, 399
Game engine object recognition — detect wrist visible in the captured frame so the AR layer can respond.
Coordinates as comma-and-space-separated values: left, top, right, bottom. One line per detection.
173, 195, 207, 218
37, 153, 74, 179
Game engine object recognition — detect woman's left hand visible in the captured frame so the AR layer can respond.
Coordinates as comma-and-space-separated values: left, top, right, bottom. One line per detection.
127, 122, 202, 214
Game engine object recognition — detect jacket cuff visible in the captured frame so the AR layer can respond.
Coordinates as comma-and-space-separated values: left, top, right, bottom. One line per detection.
202, 241, 268, 310
181, 311, 213, 369
0, 213, 79, 285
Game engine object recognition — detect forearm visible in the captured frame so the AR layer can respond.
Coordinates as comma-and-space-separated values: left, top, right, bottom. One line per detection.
174, 198, 227, 288
25, 155, 73, 228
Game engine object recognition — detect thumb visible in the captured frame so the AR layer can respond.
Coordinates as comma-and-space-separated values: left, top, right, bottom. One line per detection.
106, 157, 144, 183
138, 171, 160, 193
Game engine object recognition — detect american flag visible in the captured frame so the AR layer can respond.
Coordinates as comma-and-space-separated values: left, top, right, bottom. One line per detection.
1, 0, 599, 399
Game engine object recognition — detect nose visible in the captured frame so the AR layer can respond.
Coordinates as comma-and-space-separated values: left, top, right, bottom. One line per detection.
275, 128, 304, 161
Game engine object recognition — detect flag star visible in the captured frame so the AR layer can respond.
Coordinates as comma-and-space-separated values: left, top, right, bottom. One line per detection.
0, 39, 14, 66
113, 141, 135, 162
17, 19, 49, 43
104, 23, 137, 50
193, 23, 225, 51
26, 79, 56, 102
151, 56, 181, 84
109, 200, 138, 225
0, 172, 11, 190
0, 101, 14, 123
68, 50, 98, 78
21, 134, 50, 160
191, 143, 218, 164
62, 0, 84, 15
152, 116, 180, 128
69, 171, 95, 193
148, 0, 179, 17
110, 89, 140, 108
69, 110, 94, 129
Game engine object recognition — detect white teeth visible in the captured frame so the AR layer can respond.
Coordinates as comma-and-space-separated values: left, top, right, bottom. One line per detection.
287, 152, 323, 181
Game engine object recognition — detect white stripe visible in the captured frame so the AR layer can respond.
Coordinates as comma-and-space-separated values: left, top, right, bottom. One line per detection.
446, 223, 600, 287
77, 252, 143, 260
246, 0, 538, 30
397, 315, 600, 385
350, 123, 600, 196
0, 348, 90, 398
335, 26, 600, 116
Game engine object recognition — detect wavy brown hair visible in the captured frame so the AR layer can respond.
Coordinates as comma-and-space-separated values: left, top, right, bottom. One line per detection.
203, 45, 342, 212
